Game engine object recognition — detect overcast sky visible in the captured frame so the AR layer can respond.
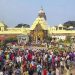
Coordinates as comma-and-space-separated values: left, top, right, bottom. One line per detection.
0, 0, 75, 27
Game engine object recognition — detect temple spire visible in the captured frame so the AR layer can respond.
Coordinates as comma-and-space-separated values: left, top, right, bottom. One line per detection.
41, 6, 43, 11
38, 7, 47, 20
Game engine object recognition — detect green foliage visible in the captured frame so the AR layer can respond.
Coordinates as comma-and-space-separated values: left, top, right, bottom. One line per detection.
66, 36, 71, 43
53, 49, 59, 55
28, 35, 32, 42
0, 42, 4, 47
2, 24, 8, 30
59, 39, 63, 43
4, 24, 8, 28
46, 36, 52, 42
5, 37, 18, 43
63, 21, 75, 28
63, 36, 71, 45
15, 24, 30, 28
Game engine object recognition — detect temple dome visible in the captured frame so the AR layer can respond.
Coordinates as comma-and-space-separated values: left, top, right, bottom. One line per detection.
38, 7, 47, 20
68, 26, 73, 29
58, 24, 63, 27
38, 8, 45, 14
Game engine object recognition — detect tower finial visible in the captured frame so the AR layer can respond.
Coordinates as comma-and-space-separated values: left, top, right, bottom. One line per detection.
41, 6, 43, 10
38, 7, 47, 20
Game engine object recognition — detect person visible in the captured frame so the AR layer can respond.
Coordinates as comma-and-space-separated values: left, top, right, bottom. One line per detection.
65, 58, 71, 69
23, 70, 29, 75
55, 67, 60, 75
42, 67, 48, 75
15, 67, 21, 75
28, 68, 34, 75
70, 73, 73, 75
0, 70, 3, 75
65, 66, 70, 75
51, 68, 55, 75
33, 72, 38, 75
37, 63, 42, 75
60, 59, 64, 74
47, 69, 51, 75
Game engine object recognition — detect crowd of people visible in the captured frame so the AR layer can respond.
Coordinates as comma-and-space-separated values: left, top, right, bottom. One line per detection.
0, 46, 75, 75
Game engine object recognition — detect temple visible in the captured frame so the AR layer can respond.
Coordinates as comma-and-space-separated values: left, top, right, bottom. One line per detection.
0, 8, 75, 43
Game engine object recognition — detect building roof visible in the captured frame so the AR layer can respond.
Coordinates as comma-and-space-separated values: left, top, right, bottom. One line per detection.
58, 24, 63, 27
31, 17, 48, 30
52, 26, 56, 29
0, 22, 5, 27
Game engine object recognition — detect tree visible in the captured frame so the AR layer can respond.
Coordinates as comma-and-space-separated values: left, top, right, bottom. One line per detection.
0, 42, 4, 47
59, 39, 63, 43
63, 21, 75, 28
15, 24, 30, 28
4, 24, 8, 30
64, 36, 71, 45
4, 37, 18, 43
28, 35, 32, 43
46, 36, 52, 43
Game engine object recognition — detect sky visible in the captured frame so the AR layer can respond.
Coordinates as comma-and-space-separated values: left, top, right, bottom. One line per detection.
0, 0, 75, 27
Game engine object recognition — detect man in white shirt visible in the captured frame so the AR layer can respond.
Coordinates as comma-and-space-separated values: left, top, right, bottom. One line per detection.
0, 71, 3, 75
